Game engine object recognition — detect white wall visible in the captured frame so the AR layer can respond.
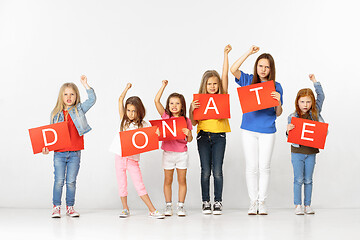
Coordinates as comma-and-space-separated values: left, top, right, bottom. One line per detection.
0, 0, 359, 209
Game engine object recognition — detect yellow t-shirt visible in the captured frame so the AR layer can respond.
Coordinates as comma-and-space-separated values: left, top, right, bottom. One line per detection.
197, 119, 231, 133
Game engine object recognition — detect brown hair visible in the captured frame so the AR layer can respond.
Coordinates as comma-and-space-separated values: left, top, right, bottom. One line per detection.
295, 88, 318, 121
120, 96, 146, 131
252, 53, 276, 86
198, 70, 225, 94
165, 93, 187, 118
51, 83, 80, 123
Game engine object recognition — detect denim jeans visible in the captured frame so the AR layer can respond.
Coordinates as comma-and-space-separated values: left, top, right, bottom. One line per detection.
53, 151, 81, 206
197, 131, 226, 202
291, 153, 316, 206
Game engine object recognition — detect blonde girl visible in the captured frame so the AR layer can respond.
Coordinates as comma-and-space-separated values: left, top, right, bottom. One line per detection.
189, 45, 232, 215
230, 46, 283, 215
42, 75, 96, 218
154, 80, 193, 216
287, 74, 325, 215
113, 83, 164, 219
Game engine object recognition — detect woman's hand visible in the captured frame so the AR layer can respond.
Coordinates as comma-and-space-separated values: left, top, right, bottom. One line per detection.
248, 45, 259, 55
271, 91, 281, 105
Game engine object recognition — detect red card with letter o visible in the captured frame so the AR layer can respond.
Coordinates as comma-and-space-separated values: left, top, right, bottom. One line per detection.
237, 81, 279, 113
119, 126, 159, 157
150, 118, 187, 141
28, 122, 71, 154
193, 94, 230, 120
287, 117, 329, 149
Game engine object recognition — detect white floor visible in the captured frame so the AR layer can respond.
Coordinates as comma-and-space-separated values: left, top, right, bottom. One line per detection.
0, 208, 359, 240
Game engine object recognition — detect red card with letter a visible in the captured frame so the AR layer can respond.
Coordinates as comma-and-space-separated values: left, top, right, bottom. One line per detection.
149, 118, 187, 141
237, 81, 279, 113
119, 126, 159, 157
28, 122, 71, 154
193, 94, 230, 120
287, 117, 329, 149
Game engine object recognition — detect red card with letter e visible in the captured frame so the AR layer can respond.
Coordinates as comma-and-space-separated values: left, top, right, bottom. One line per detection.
287, 117, 329, 149
28, 122, 71, 154
193, 94, 230, 120
150, 118, 187, 141
237, 81, 279, 113
119, 126, 159, 157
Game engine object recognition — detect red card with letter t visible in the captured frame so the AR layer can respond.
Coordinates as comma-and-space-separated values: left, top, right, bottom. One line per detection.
193, 94, 230, 120
28, 122, 71, 154
287, 117, 329, 149
237, 81, 279, 113
119, 126, 159, 157
150, 118, 187, 141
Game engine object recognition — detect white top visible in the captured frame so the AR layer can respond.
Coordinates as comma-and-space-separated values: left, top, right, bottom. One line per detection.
109, 121, 150, 161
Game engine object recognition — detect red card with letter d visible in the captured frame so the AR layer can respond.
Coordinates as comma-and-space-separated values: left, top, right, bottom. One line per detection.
119, 126, 159, 157
193, 94, 230, 120
28, 122, 71, 154
287, 117, 328, 149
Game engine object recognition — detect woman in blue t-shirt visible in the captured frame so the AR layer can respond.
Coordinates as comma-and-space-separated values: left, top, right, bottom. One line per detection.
230, 45, 283, 215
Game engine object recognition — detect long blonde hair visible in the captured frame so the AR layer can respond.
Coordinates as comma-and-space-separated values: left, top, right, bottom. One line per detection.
198, 70, 225, 94
51, 83, 81, 123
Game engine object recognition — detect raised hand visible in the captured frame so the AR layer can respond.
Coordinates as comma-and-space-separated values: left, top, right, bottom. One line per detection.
126, 83, 132, 90
162, 80, 168, 87
80, 75, 90, 89
249, 45, 260, 55
224, 44, 232, 55
309, 74, 317, 83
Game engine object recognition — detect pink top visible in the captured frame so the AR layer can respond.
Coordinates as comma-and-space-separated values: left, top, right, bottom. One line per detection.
161, 112, 192, 152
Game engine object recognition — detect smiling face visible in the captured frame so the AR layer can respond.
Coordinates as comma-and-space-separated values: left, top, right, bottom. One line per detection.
257, 58, 271, 81
298, 96, 312, 114
126, 104, 138, 121
206, 76, 220, 94
168, 97, 182, 116
62, 87, 77, 107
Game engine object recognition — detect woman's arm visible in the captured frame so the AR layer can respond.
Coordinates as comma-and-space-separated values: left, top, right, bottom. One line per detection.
230, 45, 259, 80
271, 91, 283, 117
119, 83, 132, 119
221, 44, 232, 93
154, 80, 168, 116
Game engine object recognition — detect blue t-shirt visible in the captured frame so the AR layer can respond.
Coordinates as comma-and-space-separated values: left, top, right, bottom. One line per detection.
235, 71, 283, 134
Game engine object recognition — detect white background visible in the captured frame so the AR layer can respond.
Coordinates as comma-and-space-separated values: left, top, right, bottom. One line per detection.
0, 0, 359, 210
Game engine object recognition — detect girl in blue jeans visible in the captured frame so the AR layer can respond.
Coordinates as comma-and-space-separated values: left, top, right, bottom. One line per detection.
287, 74, 325, 215
42, 75, 96, 218
189, 45, 232, 215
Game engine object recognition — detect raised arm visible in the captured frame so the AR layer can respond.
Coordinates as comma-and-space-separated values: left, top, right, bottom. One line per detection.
309, 74, 325, 113
119, 83, 132, 119
79, 75, 96, 113
154, 80, 168, 116
230, 45, 259, 79
221, 44, 232, 93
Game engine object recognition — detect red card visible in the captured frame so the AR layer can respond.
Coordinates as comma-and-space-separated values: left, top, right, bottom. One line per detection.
150, 117, 187, 141
119, 126, 159, 157
193, 94, 230, 120
237, 81, 279, 113
287, 117, 329, 149
28, 122, 71, 154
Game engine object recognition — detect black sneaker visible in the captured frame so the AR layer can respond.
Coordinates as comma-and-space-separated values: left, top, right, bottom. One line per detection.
213, 201, 222, 215
202, 201, 212, 214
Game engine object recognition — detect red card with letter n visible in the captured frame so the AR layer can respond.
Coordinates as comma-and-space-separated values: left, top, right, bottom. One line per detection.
193, 94, 230, 120
287, 117, 329, 149
149, 118, 187, 141
237, 81, 278, 113
28, 122, 71, 154
119, 126, 159, 157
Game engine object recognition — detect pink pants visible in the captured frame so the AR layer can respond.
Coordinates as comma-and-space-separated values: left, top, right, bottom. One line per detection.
115, 155, 147, 197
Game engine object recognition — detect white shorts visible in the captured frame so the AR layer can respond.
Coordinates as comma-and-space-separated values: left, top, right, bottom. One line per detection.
162, 151, 189, 170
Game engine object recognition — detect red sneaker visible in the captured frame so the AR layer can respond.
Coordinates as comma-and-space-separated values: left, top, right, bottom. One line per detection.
52, 205, 61, 218
66, 206, 80, 217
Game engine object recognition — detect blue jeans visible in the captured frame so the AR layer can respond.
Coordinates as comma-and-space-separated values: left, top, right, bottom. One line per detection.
53, 151, 81, 206
197, 131, 226, 202
291, 153, 316, 206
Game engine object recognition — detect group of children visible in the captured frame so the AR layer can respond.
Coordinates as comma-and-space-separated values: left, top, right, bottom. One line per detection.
41, 45, 325, 219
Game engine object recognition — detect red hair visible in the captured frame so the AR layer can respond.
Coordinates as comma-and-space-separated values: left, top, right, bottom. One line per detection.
295, 88, 318, 121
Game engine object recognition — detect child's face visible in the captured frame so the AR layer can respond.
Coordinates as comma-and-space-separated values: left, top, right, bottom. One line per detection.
257, 58, 271, 80
62, 87, 77, 107
168, 97, 182, 116
126, 104, 137, 121
298, 96, 312, 114
206, 76, 219, 94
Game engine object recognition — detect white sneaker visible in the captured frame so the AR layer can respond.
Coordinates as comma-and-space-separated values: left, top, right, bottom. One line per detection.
258, 201, 268, 215
248, 201, 258, 215
164, 203, 173, 216
119, 209, 130, 218
305, 206, 315, 214
177, 202, 187, 217
52, 205, 61, 218
149, 210, 165, 219
295, 205, 304, 215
